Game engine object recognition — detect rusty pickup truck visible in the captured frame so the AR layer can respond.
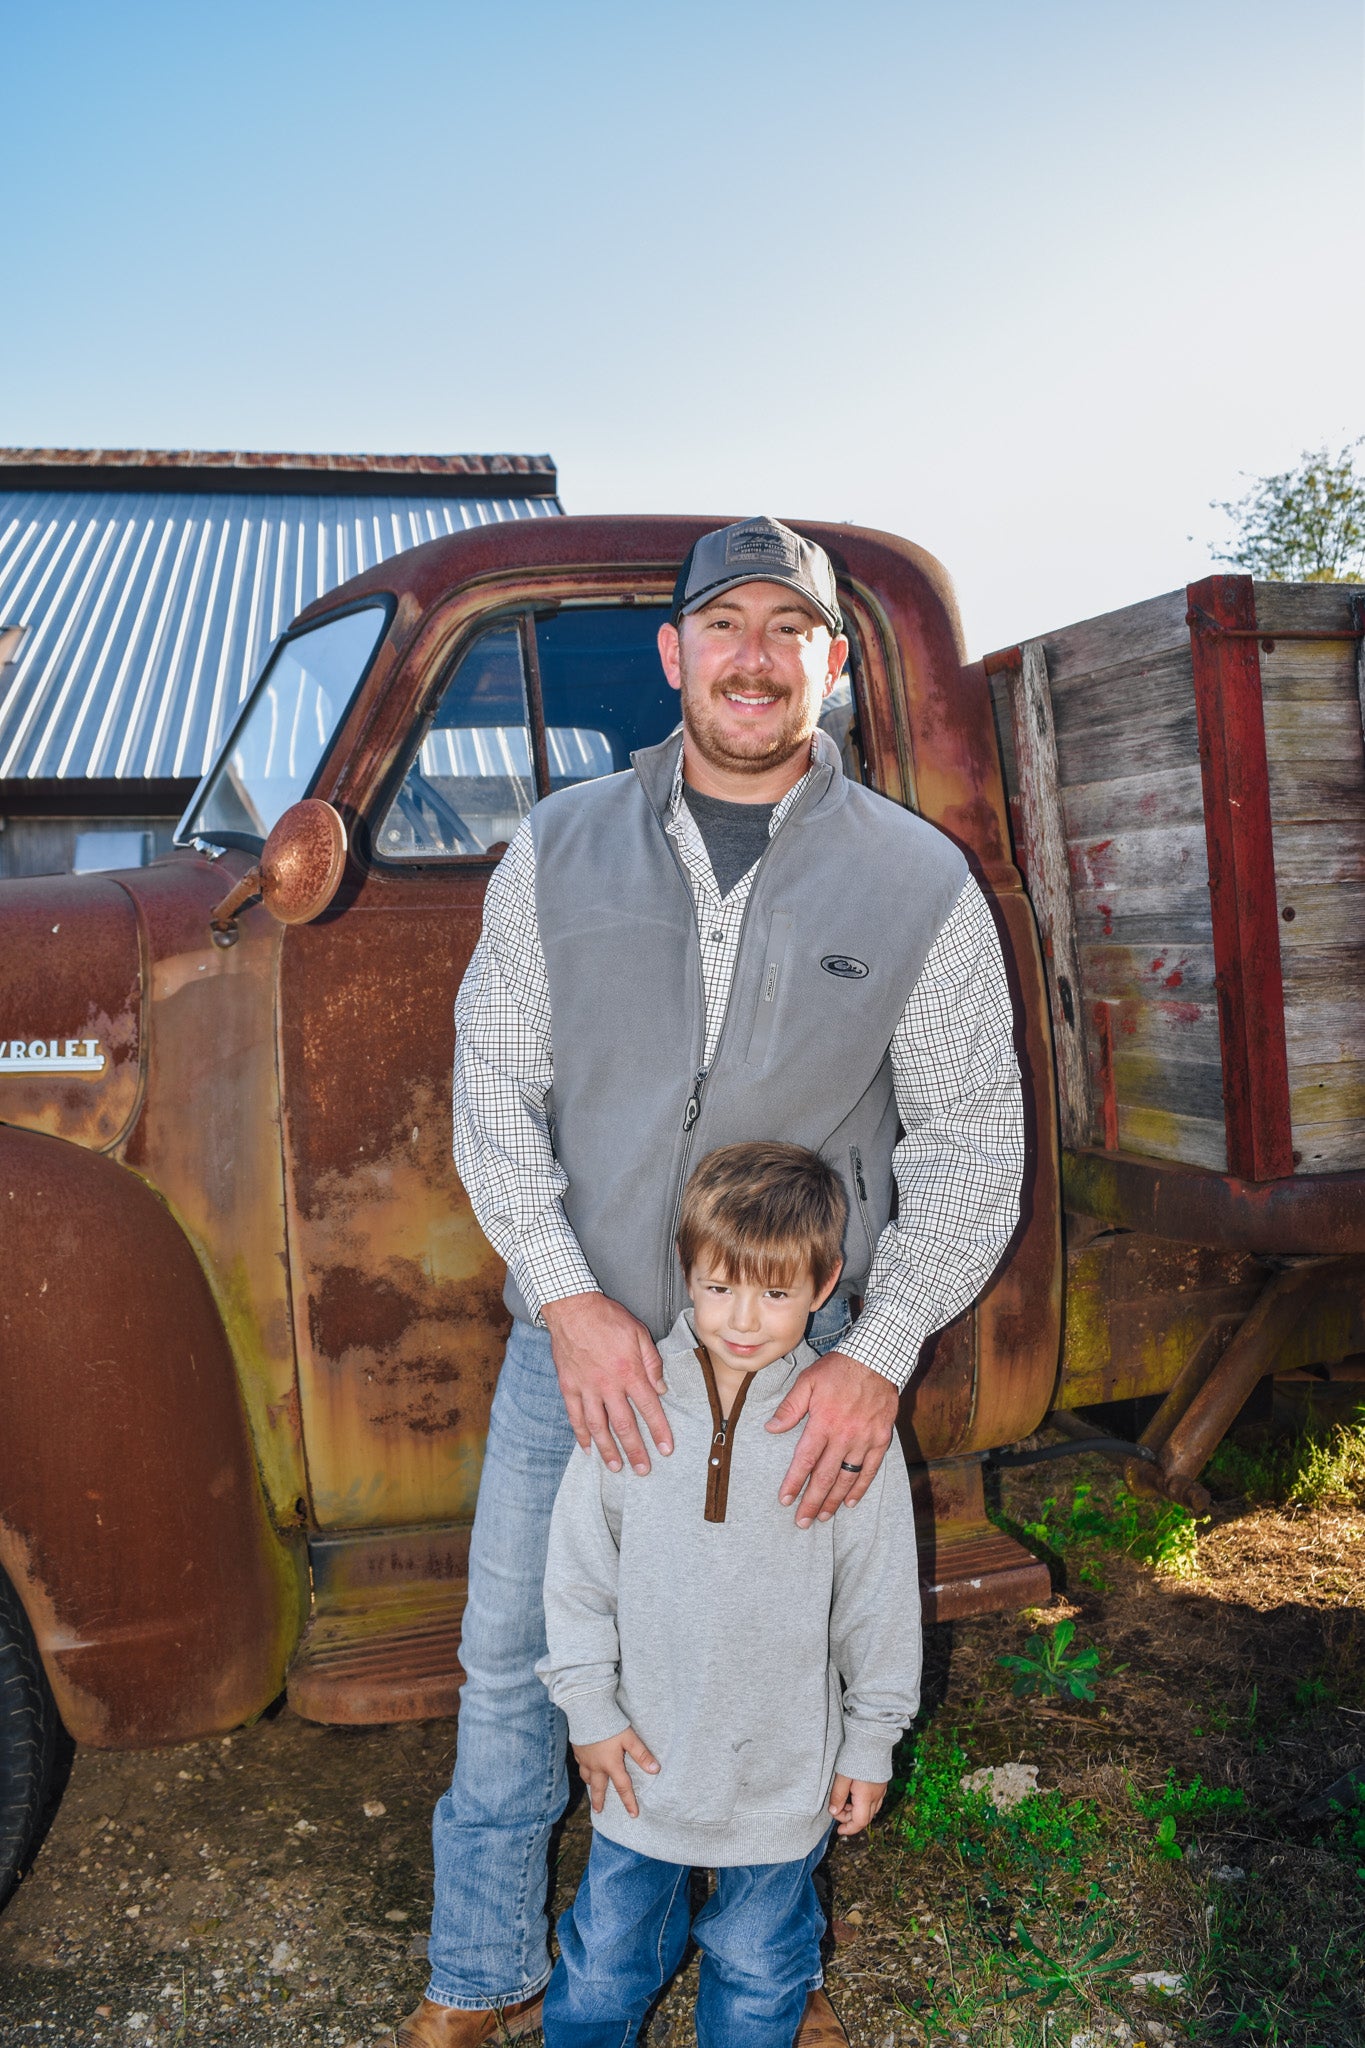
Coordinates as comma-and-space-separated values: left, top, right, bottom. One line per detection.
4, 515, 1362, 1904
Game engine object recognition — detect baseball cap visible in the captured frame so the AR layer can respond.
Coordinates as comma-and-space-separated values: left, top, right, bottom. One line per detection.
671, 516, 842, 634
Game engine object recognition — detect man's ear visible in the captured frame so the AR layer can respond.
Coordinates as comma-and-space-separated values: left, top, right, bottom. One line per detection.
823, 634, 850, 696
658, 620, 683, 693
812, 1259, 844, 1312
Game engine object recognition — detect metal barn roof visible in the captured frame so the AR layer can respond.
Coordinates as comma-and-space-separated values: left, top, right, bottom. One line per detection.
0, 449, 560, 785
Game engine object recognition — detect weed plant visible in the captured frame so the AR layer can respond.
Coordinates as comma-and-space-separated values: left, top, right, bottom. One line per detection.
1129, 1771, 1247, 1859
1208, 1416, 1365, 1510
1018, 1478, 1202, 1585
997, 1618, 1103, 1702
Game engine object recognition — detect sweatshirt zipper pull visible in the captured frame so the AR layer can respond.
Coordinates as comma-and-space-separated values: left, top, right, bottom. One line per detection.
682, 1068, 708, 1132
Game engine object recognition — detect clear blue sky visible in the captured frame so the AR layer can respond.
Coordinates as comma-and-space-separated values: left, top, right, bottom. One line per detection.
4, 0, 1362, 653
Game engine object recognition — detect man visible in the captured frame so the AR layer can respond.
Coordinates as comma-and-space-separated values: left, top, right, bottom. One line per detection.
400, 517, 1025, 2048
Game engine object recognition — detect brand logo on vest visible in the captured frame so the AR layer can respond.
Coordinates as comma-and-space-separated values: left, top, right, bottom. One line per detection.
820, 955, 869, 980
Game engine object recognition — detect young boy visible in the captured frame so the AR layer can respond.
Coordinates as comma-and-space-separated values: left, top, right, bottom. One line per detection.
536, 1141, 921, 2048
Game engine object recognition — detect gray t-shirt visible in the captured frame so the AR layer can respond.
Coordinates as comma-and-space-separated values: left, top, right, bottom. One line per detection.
681, 785, 775, 897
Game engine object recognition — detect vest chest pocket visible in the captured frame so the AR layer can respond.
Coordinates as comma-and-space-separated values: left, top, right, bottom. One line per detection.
743, 912, 793, 1068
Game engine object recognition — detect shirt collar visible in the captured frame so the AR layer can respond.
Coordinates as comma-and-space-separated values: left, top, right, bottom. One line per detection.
667, 736, 818, 831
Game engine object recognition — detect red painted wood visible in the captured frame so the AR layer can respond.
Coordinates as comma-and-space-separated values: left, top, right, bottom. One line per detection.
1186, 576, 1294, 1181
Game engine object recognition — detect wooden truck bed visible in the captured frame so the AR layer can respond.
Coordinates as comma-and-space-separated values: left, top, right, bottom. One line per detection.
986, 576, 1365, 1182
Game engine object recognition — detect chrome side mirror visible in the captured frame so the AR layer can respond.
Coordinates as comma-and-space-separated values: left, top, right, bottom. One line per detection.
209, 799, 348, 947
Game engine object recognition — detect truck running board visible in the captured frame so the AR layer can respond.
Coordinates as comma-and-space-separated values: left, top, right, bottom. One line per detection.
289, 1468, 1054, 1727
288, 1526, 469, 1725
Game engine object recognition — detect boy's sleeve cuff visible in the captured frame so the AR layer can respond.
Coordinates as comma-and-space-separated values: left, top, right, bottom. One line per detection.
834, 1723, 903, 1786
563, 1689, 631, 1748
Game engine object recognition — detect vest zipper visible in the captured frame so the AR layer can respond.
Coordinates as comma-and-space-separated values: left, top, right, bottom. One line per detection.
657, 772, 813, 1325
849, 1144, 876, 1267
661, 871, 767, 1323
696, 1345, 754, 1524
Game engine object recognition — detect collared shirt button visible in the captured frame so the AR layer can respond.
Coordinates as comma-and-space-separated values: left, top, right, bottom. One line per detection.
709, 928, 723, 942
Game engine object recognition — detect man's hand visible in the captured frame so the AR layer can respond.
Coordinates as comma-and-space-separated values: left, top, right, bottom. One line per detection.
828, 1775, 886, 1837
765, 1351, 900, 1526
543, 1292, 673, 1476
572, 1727, 660, 1816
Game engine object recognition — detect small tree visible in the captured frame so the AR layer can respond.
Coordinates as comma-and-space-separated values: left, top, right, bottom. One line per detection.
1213, 440, 1365, 582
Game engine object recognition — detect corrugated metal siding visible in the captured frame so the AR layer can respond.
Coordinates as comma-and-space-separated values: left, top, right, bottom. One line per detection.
0, 488, 560, 781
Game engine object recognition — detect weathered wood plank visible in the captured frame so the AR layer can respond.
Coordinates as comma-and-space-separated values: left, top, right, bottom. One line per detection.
1060, 763, 1206, 837
1092, 994, 1223, 1063
1008, 638, 1094, 1148
1112, 1047, 1226, 1122
1285, 1117, 1365, 1172
1290, 1061, 1365, 1128
1252, 581, 1365, 635
1076, 898, 1215, 947
1066, 822, 1208, 893
1284, 996, 1365, 1064
1274, 882, 1365, 949
1081, 941, 1219, 1002
1052, 700, 1200, 789
1259, 643, 1362, 702
1116, 1102, 1228, 1172
1267, 763, 1365, 826
1270, 818, 1365, 885
1037, 588, 1190, 685
1262, 704, 1365, 763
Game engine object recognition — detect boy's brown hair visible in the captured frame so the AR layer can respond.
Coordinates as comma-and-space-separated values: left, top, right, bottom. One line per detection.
676, 1141, 848, 1294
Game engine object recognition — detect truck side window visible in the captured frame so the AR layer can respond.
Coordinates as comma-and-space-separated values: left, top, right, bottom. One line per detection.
533, 605, 678, 786
375, 623, 534, 858
374, 600, 865, 863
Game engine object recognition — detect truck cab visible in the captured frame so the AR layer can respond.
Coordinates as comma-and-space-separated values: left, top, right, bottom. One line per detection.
0, 515, 1062, 1895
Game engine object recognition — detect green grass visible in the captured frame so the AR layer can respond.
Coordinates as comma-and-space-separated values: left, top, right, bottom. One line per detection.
1207, 1417, 1365, 1511
894, 1728, 1101, 1880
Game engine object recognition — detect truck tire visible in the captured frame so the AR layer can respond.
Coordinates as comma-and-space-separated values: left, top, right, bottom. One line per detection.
0, 1565, 65, 1911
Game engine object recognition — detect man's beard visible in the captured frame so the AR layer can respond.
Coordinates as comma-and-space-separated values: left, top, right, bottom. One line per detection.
678, 661, 817, 778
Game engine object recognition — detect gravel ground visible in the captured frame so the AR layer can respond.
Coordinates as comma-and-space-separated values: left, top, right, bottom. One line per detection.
3, 1449, 1361, 2048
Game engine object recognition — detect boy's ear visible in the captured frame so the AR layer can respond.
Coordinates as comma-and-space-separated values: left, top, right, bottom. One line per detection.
811, 1259, 844, 1312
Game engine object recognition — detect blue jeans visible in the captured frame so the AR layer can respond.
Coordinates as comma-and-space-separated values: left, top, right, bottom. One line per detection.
543, 1830, 830, 2048
427, 1300, 852, 2010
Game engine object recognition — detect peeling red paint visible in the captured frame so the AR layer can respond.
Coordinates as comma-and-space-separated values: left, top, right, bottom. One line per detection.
1164, 969, 1184, 990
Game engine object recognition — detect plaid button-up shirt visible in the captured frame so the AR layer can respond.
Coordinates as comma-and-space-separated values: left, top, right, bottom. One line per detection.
452, 753, 1025, 1388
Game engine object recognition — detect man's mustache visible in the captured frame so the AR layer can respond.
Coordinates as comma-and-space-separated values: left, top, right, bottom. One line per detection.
704, 674, 793, 703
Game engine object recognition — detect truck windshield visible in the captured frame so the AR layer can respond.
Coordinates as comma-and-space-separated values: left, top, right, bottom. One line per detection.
180, 603, 388, 850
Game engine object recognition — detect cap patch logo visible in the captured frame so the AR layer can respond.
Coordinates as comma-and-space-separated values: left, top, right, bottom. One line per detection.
821, 955, 869, 980
726, 529, 797, 567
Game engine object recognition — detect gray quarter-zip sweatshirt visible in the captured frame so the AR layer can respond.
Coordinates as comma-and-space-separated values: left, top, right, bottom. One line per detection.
536, 1313, 922, 1867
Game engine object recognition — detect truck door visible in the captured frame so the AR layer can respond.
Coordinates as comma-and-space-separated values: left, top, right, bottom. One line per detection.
276, 598, 683, 1535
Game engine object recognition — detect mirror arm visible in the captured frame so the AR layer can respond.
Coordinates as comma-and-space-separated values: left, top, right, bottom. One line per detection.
209, 866, 264, 948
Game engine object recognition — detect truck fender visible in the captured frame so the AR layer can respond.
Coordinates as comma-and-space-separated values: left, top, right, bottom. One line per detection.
0, 1124, 306, 1747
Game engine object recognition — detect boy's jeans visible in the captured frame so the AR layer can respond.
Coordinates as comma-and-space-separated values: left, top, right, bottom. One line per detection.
542, 1830, 830, 2048
426, 1301, 852, 2011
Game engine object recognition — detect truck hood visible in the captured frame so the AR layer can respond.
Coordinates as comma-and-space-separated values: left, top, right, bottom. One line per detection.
0, 870, 144, 1150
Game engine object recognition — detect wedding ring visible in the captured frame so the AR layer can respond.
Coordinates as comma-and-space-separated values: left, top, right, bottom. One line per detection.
840, 1460, 864, 1473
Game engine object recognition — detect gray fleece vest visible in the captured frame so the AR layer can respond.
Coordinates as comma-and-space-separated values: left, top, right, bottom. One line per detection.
509, 729, 968, 1339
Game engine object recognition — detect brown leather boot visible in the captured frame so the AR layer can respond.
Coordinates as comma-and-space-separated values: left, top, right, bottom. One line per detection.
395, 1991, 544, 2047
796, 1989, 849, 2047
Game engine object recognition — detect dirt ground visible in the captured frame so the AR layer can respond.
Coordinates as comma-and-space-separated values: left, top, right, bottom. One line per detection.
2, 1451, 1363, 2048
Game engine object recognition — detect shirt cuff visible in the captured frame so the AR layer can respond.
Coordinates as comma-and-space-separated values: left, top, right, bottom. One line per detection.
505, 1214, 601, 1326
833, 1722, 903, 1787
560, 1688, 632, 1748
838, 1303, 932, 1390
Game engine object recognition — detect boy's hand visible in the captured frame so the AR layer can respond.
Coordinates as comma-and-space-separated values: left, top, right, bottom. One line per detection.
767, 1351, 899, 1526
828, 1775, 886, 1836
544, 1292, 673, 1476
572, 1728, 660, 1816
